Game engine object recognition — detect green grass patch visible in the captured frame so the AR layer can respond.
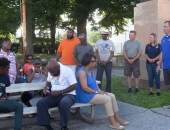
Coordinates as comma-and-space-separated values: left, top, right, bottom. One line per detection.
16, 54, 55, 59
101, 77, 170, 109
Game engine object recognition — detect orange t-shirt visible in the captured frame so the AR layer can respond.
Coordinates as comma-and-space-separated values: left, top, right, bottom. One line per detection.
57, 37, 80, 65
23, 63, 34, 75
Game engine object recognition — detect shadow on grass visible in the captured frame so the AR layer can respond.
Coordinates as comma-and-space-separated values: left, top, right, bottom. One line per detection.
101, 77, 170, 109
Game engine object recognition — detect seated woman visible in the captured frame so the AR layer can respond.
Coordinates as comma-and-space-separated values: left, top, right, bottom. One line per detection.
76, 53, 129, 130
23, 54, 34, 76
17, 54, 34, 83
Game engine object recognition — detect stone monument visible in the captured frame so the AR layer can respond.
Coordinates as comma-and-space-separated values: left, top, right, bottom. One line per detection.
122, 0, 170, 90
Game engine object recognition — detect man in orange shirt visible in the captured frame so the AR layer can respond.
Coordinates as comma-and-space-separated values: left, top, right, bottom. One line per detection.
56, 28, 80, 73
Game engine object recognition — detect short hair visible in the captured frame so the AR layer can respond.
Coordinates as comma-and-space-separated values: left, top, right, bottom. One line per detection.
67, 27, 74, 33
1, 38, 11, 44
26, 54, 34, 60
0, 57, 10, 68
164, 21, 170, 27
130, 30, 137, 35
81, 53, 96, 66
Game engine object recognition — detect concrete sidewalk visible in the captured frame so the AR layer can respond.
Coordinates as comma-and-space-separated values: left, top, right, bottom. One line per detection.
1, 100, 170, 130
1, 67, 170, 130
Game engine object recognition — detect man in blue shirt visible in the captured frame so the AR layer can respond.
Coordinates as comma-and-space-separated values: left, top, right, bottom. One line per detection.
0, 57, 23, 130
156, 21, 170, 110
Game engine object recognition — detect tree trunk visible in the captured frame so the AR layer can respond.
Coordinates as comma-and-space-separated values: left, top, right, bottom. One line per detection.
77, 11, 89, 36
26, 1, 34, 54
50, 16, 56, 46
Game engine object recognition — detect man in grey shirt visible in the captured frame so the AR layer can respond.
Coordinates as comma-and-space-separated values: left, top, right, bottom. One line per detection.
123, 30, 142, 94
73, 33, 94, 72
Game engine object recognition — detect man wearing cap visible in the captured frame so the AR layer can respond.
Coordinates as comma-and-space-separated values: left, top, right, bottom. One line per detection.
95, 31, 115, 92
56, 27, 80, 73
21, 58, 48, 118
123, 30, 142, 94
73, 33, 94, 71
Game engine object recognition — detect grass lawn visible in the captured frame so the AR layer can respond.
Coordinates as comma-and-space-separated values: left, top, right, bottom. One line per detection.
101, 77, 170, 109
16, 54, 56, 59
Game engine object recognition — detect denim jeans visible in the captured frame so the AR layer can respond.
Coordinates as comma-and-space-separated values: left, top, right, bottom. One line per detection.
146, 62, 161, 90
96, 61, 112, 92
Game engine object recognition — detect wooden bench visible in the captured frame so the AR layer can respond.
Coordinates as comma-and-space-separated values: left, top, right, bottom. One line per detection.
2, 81, 101, 124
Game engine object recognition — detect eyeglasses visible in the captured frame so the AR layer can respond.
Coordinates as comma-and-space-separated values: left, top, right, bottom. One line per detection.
78, 36, 84, 39
91, 60, 96, 63
27, 58, 33, 60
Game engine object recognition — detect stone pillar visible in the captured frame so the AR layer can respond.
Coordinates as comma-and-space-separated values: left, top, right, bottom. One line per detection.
122, 0, 170, 90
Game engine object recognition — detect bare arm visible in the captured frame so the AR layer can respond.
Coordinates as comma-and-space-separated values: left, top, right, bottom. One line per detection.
95, 49, 101, 63
133, 52, 142, 61
50, 83, 77, 97
78, 71, 97, 94
123, 52, 129, 61
107, 51, 114, 61
56, 52, 62, 62
27, 69, 35, 83
158, 52, 162, 66
73, 52, 81, 66
41, 66, 48, 77
156, 52, 162, 72
43, 81, 52, 95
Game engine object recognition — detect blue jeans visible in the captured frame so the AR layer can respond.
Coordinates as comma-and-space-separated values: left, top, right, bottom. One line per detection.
37, 94, 75, 127
0, 100, 23, 130
146, 63, 161, 90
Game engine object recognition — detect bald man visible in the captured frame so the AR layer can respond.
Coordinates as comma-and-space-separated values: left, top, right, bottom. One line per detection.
73, 33, 94, 72
36, 60, 77, 130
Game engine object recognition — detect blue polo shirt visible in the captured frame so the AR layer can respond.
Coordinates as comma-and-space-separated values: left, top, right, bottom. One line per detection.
161, 35, 170, 69
145, 43, 161, 64
0, 74, 10, 98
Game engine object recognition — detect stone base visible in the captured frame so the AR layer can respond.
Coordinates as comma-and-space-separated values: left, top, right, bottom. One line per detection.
121, 76, 170, 90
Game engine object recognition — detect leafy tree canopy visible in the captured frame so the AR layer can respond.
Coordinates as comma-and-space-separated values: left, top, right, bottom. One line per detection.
0, 0, 20, 36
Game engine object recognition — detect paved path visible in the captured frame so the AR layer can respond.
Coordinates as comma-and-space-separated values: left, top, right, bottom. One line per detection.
1, 67, 170, 130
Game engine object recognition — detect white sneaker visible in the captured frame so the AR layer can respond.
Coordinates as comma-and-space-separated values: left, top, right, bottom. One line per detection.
163, 105, 170, 110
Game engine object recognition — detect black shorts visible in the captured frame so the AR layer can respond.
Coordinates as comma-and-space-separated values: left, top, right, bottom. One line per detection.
163, 69, 170, 85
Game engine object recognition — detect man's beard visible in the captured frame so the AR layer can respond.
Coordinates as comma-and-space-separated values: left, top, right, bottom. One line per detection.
53, 69, 60, 77
67, 35, 74, 39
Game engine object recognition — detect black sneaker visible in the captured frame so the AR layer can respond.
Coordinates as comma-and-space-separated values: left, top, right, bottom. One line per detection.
157, 92, 160, 96
148, 92, 154, 96
127, 88, 132, 93
134, 88, 139, 94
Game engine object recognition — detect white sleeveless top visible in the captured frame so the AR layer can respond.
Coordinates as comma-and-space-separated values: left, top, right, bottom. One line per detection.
31, 67, 44, 82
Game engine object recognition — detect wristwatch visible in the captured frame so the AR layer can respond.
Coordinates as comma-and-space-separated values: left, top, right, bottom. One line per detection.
95, 91, 98, 94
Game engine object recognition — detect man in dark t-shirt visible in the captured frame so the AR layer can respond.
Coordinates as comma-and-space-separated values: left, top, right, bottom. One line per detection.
0, 57, 23, 130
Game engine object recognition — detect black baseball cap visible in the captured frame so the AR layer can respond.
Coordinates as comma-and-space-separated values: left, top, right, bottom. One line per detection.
33, 58, 41, 64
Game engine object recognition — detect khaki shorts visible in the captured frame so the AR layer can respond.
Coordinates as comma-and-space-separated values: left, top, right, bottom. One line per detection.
124, 59, 140, 78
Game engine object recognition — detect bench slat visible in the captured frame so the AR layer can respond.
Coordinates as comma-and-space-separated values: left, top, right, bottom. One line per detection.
0, 103, 94, 118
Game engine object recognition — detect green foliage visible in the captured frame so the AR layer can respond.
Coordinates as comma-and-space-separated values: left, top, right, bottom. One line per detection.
101, 77, 170, 109
16, 54, 55, 59
65, 0, 139, 34
0, 0, 20, 36
89, 32, 100, 44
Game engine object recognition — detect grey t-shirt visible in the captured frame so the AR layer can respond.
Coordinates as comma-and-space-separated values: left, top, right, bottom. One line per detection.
123, 40, 142, 58
74, 43, 94, 63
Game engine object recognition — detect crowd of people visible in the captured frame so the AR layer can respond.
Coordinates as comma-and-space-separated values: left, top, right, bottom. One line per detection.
0, 20, 170, 130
